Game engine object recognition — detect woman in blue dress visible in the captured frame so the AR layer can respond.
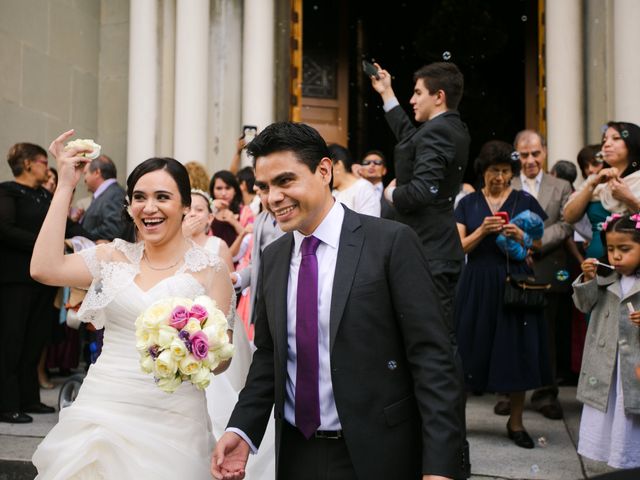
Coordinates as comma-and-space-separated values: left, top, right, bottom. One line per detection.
564, 121, 640, 259
455, 140, 552, 449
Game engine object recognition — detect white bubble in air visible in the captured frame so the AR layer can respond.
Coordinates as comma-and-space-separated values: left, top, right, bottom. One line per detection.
442, 51, 452, 61
521, 15, 528, 22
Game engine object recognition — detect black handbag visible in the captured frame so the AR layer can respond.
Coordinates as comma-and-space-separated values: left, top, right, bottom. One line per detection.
503, 271, 550, 310
501, 194, 550, 310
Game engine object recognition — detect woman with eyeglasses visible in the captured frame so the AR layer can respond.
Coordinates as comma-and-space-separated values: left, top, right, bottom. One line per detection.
564, 121, 640, 259
454, 140, 552, 449
0, 143, 62, 423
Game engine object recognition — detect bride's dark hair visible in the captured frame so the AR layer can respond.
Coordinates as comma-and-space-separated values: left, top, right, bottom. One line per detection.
126, 157, 191, 208
122, 158, 192, 234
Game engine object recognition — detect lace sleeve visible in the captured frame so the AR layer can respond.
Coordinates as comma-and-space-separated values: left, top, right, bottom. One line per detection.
184, 244, 236, 330
78, 245, 101, 279
76, 241, 140, 329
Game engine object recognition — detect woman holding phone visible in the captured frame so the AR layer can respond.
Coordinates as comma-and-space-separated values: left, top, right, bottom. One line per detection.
454, 140, 552, 449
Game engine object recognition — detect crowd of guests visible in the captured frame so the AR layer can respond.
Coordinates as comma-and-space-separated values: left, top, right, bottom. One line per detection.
1, 64, 640, 477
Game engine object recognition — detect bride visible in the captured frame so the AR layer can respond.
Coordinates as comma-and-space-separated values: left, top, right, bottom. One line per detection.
31, 130, 235, 479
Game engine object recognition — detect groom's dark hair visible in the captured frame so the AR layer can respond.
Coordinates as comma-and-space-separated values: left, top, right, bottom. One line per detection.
247, 122, 332, 189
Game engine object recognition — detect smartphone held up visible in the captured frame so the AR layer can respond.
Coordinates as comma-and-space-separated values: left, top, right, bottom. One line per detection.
362, 60, 379, 80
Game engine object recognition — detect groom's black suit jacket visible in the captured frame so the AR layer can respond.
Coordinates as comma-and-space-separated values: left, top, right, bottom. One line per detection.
228, 206, 467, 479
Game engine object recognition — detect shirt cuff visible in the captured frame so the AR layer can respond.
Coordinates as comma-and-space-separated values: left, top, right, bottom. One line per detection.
226, 427, 258, 455
382, 97, 400, 112
384, 186, 396, 204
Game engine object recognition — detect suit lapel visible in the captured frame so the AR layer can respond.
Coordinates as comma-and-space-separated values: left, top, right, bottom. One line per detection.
329, 208, 363, 351
270, 234, 294, 369
537, 174, 551, 211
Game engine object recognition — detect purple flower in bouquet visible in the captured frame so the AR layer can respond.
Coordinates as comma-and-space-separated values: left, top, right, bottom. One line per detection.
148, 345, 160, 359
190, 331, 209, 360
169, 306, 190, 330
190, 304, 208, 324
179, 330, 192, 353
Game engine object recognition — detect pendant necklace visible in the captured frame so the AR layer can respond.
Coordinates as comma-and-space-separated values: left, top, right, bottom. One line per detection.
143, 251, 182, 271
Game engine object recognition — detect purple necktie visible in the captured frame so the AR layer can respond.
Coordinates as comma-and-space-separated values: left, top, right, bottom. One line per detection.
295, 235, 322, 439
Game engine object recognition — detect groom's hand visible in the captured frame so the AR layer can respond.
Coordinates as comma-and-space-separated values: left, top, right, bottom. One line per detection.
211, 432, 250, 480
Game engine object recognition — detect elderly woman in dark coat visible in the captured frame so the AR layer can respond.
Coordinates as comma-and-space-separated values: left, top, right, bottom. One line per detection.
454, 140, 552, 449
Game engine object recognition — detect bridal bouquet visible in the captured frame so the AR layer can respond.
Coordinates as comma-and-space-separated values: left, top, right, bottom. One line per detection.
135, 295, 234, 393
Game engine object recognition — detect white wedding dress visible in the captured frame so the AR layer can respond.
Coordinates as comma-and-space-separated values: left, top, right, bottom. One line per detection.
32, 239, 236, 479
203, 235, 276, 480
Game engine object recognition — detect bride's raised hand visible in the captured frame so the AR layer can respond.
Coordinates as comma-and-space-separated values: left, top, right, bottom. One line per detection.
48, 129, 92, 191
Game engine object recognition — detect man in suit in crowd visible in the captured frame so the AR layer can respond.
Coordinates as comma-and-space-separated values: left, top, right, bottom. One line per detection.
212, 122, 467, 480
496, 130, 573, 420
370, 62, 470, 336
358, 149, 395, 219
82, 155, 127, 242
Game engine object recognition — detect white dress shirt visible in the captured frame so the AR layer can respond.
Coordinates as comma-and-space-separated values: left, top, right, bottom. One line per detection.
286, 200, 344, 430
333, 178, 381, 217
92, 178, 117, 199
520, 170, 543, 198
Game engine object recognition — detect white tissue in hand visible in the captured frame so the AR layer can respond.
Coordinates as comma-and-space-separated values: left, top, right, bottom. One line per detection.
65, 139, 101, 160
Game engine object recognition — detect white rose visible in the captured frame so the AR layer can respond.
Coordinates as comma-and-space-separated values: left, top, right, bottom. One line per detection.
154, 349, 178, 378
179, 354, 200, 376
156, 375, 182, 393
139, 353, 154, 374
142, 300, 173, 330
136, 327, 158, 352
202, 325, 227, 350
157, 324, 178, 349
207, 308, 228, 329
190, 366, 211, 390
169, 338, 188, 358
171, 297, 193, 309
183, 319, 202, 335
204, 351, 220, 371
193, 295, 216, 317
215, 343, 235, 361
64, 139, 101, 160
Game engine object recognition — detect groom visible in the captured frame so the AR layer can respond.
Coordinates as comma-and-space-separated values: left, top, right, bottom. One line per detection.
212, 122, 468, 480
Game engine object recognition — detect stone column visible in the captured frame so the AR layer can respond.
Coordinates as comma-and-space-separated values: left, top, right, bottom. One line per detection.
613, 0, 640, 125
545, 0, 584, 167
242, 0, 275, 137
173, 0, 210, 164
126, 0, 158, 174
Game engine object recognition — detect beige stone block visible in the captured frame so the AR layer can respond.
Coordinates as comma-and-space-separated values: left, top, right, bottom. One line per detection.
0, 0, 49, 51
98, 76, 128, 134
49, 0, 100, 74
0, 100, 47, 181
73, 0, 100, 20
22, 46, 72, 121
45, 116, 73, 148
101, 0, 129, 25
100, 23, 130, 77
0, 32, 22, 103
71, 69, 98, 133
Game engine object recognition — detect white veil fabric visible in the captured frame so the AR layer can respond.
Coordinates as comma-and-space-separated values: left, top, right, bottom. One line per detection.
207, 319, 276, 480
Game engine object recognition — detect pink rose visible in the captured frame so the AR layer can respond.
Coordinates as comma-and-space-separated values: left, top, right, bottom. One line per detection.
190, 331, 209, 361
190, 304, 208, 324
169, 306, 190, 330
